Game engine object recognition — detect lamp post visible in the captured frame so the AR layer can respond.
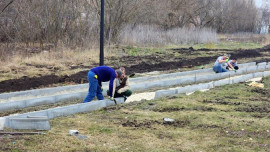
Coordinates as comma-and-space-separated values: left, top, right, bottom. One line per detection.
100, 0, 105, 66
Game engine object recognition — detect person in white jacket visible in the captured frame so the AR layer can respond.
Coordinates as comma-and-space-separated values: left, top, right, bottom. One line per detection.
107, 67, 132, 101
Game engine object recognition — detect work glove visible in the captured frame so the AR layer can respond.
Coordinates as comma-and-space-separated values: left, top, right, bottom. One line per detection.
225, 59, 229, 62
109, 97, 117, 105
232, 68, 236, 72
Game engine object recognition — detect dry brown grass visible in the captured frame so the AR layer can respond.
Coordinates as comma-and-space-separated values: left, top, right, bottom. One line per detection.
0, 47, 105, 81
218, 33, 269, 44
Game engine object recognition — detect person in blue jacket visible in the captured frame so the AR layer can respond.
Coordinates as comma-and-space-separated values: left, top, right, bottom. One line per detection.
83, 66, 123, 103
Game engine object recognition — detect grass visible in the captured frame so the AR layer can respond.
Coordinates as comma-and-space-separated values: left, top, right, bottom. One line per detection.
2, 77, 270, 151
179, 41, 263, 50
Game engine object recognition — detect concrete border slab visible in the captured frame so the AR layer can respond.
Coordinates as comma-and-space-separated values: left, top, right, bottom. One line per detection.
8, 117, 50, 130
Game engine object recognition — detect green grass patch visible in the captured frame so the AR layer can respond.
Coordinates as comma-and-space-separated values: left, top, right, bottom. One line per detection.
2, 77, 270, 151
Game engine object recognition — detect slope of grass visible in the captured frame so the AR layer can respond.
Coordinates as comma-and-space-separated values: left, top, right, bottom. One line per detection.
1, 77, 270, 152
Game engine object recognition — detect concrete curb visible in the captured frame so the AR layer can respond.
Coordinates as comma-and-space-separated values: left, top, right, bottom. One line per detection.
0, 62, 269, 113
2, 69, 269, 130
0, 62, 258, 101
154, 70, 270, 99
2, 98, 124, 130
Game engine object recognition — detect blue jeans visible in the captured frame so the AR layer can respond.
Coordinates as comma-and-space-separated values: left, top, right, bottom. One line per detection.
213, 65, 227, 73
83, 71, 104, 103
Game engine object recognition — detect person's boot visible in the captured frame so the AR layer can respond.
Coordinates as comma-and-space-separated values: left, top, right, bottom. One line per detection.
123, 95, 127, 102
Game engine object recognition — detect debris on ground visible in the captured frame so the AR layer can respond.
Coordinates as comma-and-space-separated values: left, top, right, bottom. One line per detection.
0, 132, 46, 135
69, 130, 88, 140
186, 92, 195, 96
163, 118, 175, 123
248, 82, 264, 88
246, 77, 262, 82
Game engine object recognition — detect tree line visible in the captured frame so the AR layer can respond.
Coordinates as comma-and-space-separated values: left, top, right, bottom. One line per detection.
0, 0, 261, 48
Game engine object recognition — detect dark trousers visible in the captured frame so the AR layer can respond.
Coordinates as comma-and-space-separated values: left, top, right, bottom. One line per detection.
107, 90, 132, 98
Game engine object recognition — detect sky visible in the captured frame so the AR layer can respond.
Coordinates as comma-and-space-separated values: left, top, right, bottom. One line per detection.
255, 0, 263, 7
254, 0, 270, 8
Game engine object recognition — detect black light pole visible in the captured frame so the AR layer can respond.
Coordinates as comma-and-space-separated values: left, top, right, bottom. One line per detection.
100, 0, 105, 66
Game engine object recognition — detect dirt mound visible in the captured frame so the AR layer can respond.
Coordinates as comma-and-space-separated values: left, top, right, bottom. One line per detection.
154, 106, 216, 112
0, 47, 267, 93
262, 44, 270, 50
235, 104, 270, 113
231, 49, 262, 58
122, 120, 155, 128
121, 119, 190, 128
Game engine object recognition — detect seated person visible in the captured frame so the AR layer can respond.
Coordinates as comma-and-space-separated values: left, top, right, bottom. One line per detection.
107, 67, 132, 101
213, 54, 233, 73
225, 57, 238, 71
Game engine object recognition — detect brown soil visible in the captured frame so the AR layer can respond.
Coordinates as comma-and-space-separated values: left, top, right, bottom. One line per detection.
0, 47, 268, 93
153, 106, 216, 112
121, 119, 190, 128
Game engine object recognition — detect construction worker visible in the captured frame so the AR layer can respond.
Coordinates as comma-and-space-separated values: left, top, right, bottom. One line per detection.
213, 54, 233, 73
226, 57, 239, 71
107, 67, 132, 101
83, 66, 123, 103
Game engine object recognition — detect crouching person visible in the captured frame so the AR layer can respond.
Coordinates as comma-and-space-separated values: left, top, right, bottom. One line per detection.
226, 57, 239, 71
107, 67, 132, 101
213, 54, 232, 73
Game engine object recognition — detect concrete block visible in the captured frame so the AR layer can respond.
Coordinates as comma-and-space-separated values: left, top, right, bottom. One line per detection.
232, 77, 244, 84
48, 101, 108, 118
247, 66, 257, 73
243, 74, 254, 81
182, 85, 198, 93
207, 82, 214, 89
70, 101, 107, 115
257, 65, 266, 71
10, 110, 50, 119
266, 64, 270, 69
257, 62, 267, 66
180, 77, 196, 85
218, 72, 230, 79
145, 81, 164, 89
155, 89, 177, 99
196, 74, 219, 82
231, 74, 254, 84
130, 83, 146, 91
213, 79, 230, 87
79, 91, 88, 98
176, 83, 209, 94
26, 96, 55, 107
254, 72, 264, 78
0, 117, 5, 130
55, 92, 82, 102
165, 77, 195, 86
235, 68, 246, 75
8, 117, 50, 130
200, 68, 214, 73
228, 71, 236, 77
163, 79, 178, 86
0, 101, 26, 112
48, 104, 82, 118
196, 83, 209, 91
177, 86, 187, 94
238, 62, 256, 68
264, 71, 270, 77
